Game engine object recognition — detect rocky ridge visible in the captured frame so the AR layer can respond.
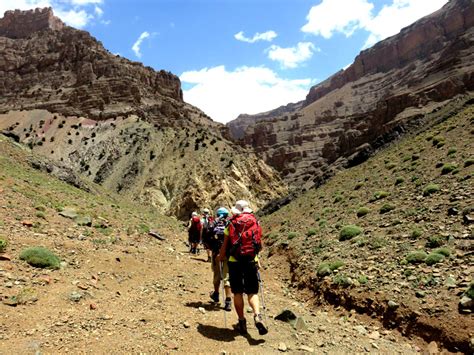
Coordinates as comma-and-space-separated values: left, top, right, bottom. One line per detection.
0, 8, 287, 218
227, 0, 474, 194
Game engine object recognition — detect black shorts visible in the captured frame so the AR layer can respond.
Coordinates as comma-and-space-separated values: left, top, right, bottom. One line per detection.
228, 259, 259, 295
188, 231, 200, 244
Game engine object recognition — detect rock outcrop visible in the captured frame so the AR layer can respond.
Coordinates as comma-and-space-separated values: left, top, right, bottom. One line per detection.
0, 8, 288, 218
228, 0, 474, 192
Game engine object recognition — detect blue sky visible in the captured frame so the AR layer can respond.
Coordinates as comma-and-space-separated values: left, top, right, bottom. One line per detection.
1, 0, 448, 122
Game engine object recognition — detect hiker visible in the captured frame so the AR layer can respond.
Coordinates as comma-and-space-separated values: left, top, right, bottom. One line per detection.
201, 208, 214, 262
209, 207, 232, 311
188, 211, 202, 254
218, 200, 268, 336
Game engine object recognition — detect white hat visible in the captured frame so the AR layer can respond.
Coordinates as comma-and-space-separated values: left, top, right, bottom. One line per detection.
231, 200, 253, 215
202, 208, 210, 214
191, 211, 198, 217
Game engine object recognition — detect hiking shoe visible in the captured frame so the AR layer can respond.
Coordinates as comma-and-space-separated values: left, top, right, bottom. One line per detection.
237, 318, 247, 335
210, 291, 219, 303
224, 298, 232, 312
207, 256, 211, 262
254, 314, 268, 335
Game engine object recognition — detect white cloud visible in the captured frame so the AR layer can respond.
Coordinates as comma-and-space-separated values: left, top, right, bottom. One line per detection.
0, 0, 104, 28
132, 31, 150, 58
301, 0, 448, 48
267, 42, 318, 69
362, 0, 448, 47
180, 65, 314, 123
234, 30, 277, 43
301, 0, 373, 38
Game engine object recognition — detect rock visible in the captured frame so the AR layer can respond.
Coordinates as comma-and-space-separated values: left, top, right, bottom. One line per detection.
69, 291, 83, 302
89, 303, 97, 310
0, 254, 12, 261
424, 341, 438, 354
59, 208, 78, 219
299, 345, 314, 353
354, 325, 367, 335
198, 307, 206, 314
445, 276, 457, 288
368, 331, 380, 340
416, 290, 426, 298
21, 220, 34, 227
293, 317, 309, 332
387, 300, 399, 309
4, 281, 13, 288
447, 207, 459, 216
75, 216, 92, 227
275, 309, 297, 323
459, 296, 473, 311
315, 340, 324, 347
278, 342, 288, 352
183, 321, 191, 329
2, 297, 18, 307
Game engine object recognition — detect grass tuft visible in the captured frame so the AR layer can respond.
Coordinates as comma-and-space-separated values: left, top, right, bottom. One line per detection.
406, 250, 428, 264
339, 225, 363, 241
423, 183, 440, 196
19, 247, 60, 269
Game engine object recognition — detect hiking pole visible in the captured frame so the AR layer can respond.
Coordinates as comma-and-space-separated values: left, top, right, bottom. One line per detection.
257, 270, 268, 329
219, 261, 227, 328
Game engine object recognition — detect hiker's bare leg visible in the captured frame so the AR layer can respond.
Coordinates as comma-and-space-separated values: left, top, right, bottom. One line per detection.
234, 293, 244, 318
224, 285, 232, 298
248, 293, 260, 316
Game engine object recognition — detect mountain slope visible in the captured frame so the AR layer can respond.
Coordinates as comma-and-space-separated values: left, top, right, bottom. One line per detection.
0, 8, 287, 218
227, 0, 474, 195
261, 102, 474, 352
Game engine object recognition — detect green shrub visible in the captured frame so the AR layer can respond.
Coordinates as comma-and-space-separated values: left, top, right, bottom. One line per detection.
433, 247, 450, 257
385, 162, 397, 170
339, 225, 363, 241
137, 223, 150, 234
447, 148, 457, 156
423, 184, 440, 196
334, 194, 343, 203
333, 274, 351, 287
354, 182, 364, 190
19, 247, 60, 269
371, 191, 389, 201
465, 282, 474, 299
380, 204, 395, 214
306, 228, 317, 237
369, 236, 387, 250
35, 211, 46, 219
288, 232, 298, 240
432, 136, 445, 147
356, 207, 370, 217
464, 159, 474, 168
411, 228, 423, 239
0, 237, 7, 252
395, 177, 405, 185
329, 260, 344, 270
425, 252, 445, 266
358, 275, 368, 284
35, 205, 46, 212
406, 250, 428, 264
441, 163, 457, 175
426, 236, 445, 248
317, 263, 331, 277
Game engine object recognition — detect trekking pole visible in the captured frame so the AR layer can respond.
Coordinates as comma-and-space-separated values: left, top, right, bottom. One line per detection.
219, 261, 227, 328
257, 270, 268, 329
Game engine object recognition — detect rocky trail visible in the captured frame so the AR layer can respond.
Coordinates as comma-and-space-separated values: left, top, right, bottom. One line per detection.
1, 228, 428, 354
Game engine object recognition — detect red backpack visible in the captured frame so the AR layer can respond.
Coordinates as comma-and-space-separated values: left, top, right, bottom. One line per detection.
228, 213, 262, 259
190, 216, 202, 232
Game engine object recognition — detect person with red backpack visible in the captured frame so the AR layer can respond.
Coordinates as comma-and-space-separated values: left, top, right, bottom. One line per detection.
188, 211, 202, 254
217, 200, 268, 336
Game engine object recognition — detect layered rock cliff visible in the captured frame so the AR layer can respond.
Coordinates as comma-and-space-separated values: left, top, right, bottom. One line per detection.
0, 8, 288, 218
228, 0, 474, 191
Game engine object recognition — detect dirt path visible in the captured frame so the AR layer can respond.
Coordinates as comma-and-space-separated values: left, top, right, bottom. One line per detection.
1, 226, 426, 354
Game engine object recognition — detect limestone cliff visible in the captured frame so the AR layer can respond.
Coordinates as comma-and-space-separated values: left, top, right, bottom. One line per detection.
0, 8, 288, 218
228, 0, 474, 192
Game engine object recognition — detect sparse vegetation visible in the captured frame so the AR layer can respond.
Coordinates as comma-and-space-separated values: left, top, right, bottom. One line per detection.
306, 228, 317, 237
19, 247, 60, 269
423, 183, 440, 196
0, 237, 7, 252
426, 236, 445, 248
371, 191, 389, 201
441, 163, 457, 175
406, 250, 428, 264
339, 225, 363, 241
380, 203, 395, 214
356, 207, 370, 217
425, 252, 445, 265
